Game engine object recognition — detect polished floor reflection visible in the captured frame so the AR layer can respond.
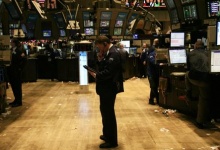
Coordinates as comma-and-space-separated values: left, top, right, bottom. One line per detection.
0, 78, 220, 150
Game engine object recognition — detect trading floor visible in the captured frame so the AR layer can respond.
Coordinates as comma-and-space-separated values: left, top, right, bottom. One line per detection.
0, 78, 220, 150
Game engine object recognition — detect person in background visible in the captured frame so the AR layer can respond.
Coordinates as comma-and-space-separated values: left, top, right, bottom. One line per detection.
118, 43, 129, 79
185, 41, 211, 129
146, 39, 160, 105
140, 43, 149, 78
88, 36, 124, 148
8, 39, 27, 107
45, 42, 56, 81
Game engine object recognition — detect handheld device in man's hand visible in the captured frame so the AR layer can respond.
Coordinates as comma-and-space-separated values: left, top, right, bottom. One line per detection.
83, 65, 97, 73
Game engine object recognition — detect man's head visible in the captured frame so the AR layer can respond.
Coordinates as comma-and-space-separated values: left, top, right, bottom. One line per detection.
95, 36, 111, 55
153, 38, 159, 46
194, 41, 204, 49
119, 43, 124, 50
142, 43, 147, 48
11, 38, 20, 48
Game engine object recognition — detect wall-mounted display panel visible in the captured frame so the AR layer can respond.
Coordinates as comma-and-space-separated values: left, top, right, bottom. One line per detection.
100, 20, 110, 27
42, 29, 52, 38
206, 0, 220, 18
168, 49, 187, 65
143, 0, 166, 8
113, 28, 122, 36
183, 4, 198, 20
84, 28, 94, 35
100, 11, 112, 20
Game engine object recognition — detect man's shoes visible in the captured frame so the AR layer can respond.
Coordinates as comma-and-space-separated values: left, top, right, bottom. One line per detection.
194, 121, 204, 129
11, 103, 22, 107
186, 90, 197, 101
149, 101, 155, 105
100, 135, 107, 141
9, 101, 16, 106
99, 142, 118, 148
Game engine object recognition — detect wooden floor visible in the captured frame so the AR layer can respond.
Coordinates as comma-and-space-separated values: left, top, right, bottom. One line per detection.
0, 78, 220, 150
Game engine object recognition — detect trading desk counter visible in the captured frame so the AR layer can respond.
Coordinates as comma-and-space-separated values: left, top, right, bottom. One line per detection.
123, 56, 141, 79
159, 65, 220, 119
22, 58, 37, 82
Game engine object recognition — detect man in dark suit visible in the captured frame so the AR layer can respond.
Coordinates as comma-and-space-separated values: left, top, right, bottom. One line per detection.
88, 36, 124, 148
8, 39, 27, 107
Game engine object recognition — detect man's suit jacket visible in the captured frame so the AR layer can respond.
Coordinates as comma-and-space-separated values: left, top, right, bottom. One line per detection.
96, 46, 124, 95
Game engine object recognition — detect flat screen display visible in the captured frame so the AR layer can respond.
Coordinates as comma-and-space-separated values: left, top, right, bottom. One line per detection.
217, 21, 220, 45
120, 40, 130, 48
54, 12, 67, 28
59, 29, 66, 37
84, 28, 94, 35
210, 50, 220, 73
170, 32, 185, 47
143, 0, 166, 7
168, 49, 187, 64
100, 20, 110, 27
183, 5, 198, 20
84, 20, 94, 27
115, 20, 123, 27
116, 12, 128, 20
129, 47, 137, 55
101, 12, 112, 20
113, 28, 122, 35
206, 0, 220, 18
99, 28, 109, 35
42, 30, 52, 37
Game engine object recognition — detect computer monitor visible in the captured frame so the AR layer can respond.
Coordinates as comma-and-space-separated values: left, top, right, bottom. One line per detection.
42, 30, 52, 38
170, 32, 185, 47
100, 20, 110, 27
183, 5, 198, 20
84, 28, 94, 35
129, 47, 137, 55
59, 29, 66, 37
101, 12, 112, 20
168, 49, 187, 65
115, 20, 123, 27
216, 20, 220, 46
99, 28, 109, 35
120, 40, 130, 48
206, 0, 220, 18
113, 28, 122, 36
210, 50, 220, 73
